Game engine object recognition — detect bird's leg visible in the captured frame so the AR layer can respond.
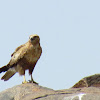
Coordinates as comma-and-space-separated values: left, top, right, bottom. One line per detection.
28, 74, 38, 85
22, 75, 28, 84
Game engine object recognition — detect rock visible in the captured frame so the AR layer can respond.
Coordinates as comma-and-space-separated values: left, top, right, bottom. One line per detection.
73, 74, 100, 88
1, 74, 100, 100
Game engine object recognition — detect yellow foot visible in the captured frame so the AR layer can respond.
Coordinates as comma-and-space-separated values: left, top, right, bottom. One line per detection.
28, 80, 38, 85
22, 80, 28, 84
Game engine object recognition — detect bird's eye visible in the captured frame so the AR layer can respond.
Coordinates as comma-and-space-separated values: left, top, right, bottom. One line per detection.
30, 38, 34, 41
33, 36, 37, 39
30, 36, 37, 41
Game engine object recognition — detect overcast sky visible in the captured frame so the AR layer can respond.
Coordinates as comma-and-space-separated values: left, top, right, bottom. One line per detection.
0, 0, 100, 91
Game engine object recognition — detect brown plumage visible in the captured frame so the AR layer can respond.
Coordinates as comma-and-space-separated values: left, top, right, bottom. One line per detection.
0, 34, 42, 84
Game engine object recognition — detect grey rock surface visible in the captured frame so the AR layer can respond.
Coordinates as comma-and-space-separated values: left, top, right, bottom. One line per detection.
1, 74, 100, 100
0, 83, 100, 100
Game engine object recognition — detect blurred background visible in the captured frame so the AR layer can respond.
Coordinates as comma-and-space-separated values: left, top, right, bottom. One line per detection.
0, 0, 100, 91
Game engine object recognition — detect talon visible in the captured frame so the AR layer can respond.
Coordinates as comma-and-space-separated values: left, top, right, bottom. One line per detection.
22, 80, 28, 84
29, 74, 38, 84
28, 80, 38, 85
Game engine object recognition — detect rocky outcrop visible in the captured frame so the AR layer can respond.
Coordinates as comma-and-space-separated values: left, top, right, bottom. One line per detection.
1, 74, 100, 100
73, 74, 100, 88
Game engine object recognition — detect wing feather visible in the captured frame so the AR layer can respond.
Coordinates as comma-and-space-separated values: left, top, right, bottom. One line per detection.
11, 44, 25, 57
9, 42, 30, 66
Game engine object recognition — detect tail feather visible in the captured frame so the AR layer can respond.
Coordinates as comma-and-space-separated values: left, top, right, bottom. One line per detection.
1, 68, 16, 81
0, 65, 9, 73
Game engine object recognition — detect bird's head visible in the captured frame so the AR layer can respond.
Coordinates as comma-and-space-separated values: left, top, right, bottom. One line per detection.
29, 34, 40, 45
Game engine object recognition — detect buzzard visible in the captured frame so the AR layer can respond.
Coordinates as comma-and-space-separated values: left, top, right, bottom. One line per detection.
0, 34, 42, 84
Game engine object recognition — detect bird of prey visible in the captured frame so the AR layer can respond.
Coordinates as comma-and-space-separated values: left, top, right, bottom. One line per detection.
0, 34, 42, 84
